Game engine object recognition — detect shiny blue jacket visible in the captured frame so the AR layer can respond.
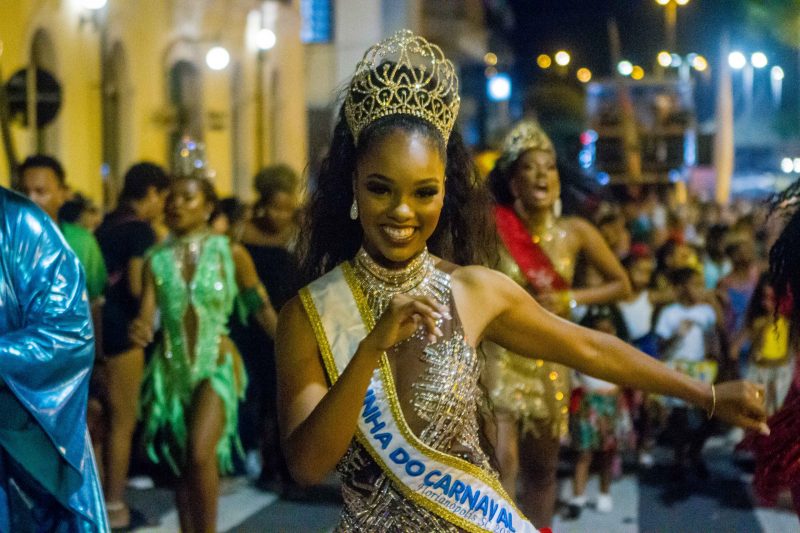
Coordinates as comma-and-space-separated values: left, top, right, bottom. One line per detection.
0, 187, 107, 531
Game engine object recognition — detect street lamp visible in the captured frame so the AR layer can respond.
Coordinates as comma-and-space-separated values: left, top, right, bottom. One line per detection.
631, 65, 645, 80
256, 28, 277, 51
205, 46, 230, 70
487, 73, 512, 101
554, 50, 571, 67
728, 51, 746, 70
691, 55, 708, 72
617, 60, 633, 76
537, 54, 552, 69
657, 51, 672, 67
750, 52, 768, 69
771, 65, 784, 108
576, 67, 592, 83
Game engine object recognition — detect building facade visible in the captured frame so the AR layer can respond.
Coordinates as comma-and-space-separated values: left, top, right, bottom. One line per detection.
0, 0, 307, 205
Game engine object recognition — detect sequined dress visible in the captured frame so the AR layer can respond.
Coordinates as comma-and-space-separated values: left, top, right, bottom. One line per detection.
484, 242, 573, 439
332, 250, 496, 532
139, 234, 246, 475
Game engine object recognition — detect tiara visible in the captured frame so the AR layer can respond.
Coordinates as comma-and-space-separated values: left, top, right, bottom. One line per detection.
344, 29, 460, 144
497, 120, 555, 170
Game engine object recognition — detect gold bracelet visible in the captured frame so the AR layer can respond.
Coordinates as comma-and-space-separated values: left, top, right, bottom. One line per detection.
707, 383, 716, 420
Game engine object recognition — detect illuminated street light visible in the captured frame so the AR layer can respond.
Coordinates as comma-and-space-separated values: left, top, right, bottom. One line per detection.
537, 54, 552, 69
81, 0, 107, 8
655, 0, 669, 5
657, 51, 672, 67
675, 0, 690, 5
554, 50, 571, 66
487, 73, 511, 101
206, 46, 230, 70
794, 158, 800, 173
772, 65, 785, 80
631, 65, 645, 80
576, 67, 592, 83
670, 53, 682, 67
256, 28, 277, 51
617, 60, 633, 76
751, 52, 768, 68
484, 52, 498, 66
692, 55, 708, 71
782, 157, 794, 174
728, 51, 746, 70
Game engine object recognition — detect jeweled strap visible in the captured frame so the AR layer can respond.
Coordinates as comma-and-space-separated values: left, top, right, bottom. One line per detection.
300, 264, 539, 533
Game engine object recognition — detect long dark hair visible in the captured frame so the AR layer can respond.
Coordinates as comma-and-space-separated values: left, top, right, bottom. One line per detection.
299, 104, 496, 284
768, 206, 800, 341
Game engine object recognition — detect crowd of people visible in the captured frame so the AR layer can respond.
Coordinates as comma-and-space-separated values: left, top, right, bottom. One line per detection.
1, 28, 796, 533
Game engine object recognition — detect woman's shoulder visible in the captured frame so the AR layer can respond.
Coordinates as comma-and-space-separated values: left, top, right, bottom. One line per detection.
448, 263, 519, 297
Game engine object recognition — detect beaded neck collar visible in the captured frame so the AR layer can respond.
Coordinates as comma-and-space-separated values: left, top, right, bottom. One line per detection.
352, 247, 433, 293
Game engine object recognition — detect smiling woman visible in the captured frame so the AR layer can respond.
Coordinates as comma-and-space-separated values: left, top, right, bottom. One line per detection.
277, 29, 767, 533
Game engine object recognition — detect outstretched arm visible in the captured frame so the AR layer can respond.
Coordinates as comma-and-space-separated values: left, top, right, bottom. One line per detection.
457, 267, 767, 434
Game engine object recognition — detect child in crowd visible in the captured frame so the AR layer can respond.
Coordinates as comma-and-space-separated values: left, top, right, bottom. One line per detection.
731, 274, 795, 416
566, 306, 632, 518
717, 238, 761, 377
655, 267, 720, 479
617, 245, 661, 468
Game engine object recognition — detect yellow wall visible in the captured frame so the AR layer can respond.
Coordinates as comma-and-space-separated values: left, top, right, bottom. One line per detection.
0, 0, 308, 206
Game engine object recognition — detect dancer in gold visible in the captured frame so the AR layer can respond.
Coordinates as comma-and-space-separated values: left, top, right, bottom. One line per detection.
483, 120, 631, 526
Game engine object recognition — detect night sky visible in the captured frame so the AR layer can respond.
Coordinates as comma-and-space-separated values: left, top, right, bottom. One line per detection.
497, 0, 789, 80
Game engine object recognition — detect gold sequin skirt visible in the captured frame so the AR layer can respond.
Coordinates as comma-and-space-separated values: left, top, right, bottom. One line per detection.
483, 343, 571, 439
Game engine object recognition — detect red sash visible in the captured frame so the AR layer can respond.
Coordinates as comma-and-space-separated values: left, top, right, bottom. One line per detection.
494, 205, 569, 294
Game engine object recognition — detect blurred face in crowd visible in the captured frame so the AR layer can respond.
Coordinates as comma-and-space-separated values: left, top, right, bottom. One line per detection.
510, 149, 560, 215
599, 215, 629, 249
256, 191, 297, 235
677, 271, 704, 305
730, 240, 755, 266
140, 186, 168, 223
666, 242, 697, 270
627, 257, 655, 292
164, 178, 214, 235
354, 128, 445, 267
20, 166, 67, 221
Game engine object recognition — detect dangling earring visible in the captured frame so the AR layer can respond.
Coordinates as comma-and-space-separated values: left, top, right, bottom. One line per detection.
350, 198, 359, 220
553, 198, 562, 218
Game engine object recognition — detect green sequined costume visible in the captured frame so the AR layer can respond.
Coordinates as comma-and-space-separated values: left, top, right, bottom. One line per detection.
140, 234, 247, 475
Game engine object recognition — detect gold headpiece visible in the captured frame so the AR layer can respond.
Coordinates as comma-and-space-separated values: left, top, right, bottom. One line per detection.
498, 120, 555, 170
344, 29, 460, 144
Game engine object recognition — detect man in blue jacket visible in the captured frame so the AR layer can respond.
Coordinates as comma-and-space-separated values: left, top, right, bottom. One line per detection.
0, 186, 107, 531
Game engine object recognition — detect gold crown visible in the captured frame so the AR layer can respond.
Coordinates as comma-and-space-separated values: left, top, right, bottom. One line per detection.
498, 119, 555, 169
344, 29, 460, 144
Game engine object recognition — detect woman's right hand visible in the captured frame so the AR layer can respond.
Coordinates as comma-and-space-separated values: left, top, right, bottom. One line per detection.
712, 380, 769, 435
128, 317, 154, 348
360, 294, 450, 353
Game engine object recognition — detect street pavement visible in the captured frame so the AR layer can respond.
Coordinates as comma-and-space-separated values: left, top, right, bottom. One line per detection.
126, 438, 799, 533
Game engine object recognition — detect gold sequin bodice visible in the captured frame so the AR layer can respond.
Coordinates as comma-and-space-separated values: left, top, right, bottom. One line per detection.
335, 249, 493, 532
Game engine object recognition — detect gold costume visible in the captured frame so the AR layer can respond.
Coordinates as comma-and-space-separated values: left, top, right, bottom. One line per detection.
485, 221, 576, 439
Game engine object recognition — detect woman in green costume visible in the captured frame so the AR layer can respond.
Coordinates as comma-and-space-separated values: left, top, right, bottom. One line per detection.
129, 175, 277, 532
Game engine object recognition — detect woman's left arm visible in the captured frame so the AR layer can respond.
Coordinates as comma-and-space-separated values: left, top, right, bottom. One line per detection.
459, 267, 767, 433
231, 243, 278, 337
569, 217, 632, 306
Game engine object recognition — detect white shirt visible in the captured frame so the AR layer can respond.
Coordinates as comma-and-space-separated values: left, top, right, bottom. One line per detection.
655, 303, 716, 362
618, 290, 654, 340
